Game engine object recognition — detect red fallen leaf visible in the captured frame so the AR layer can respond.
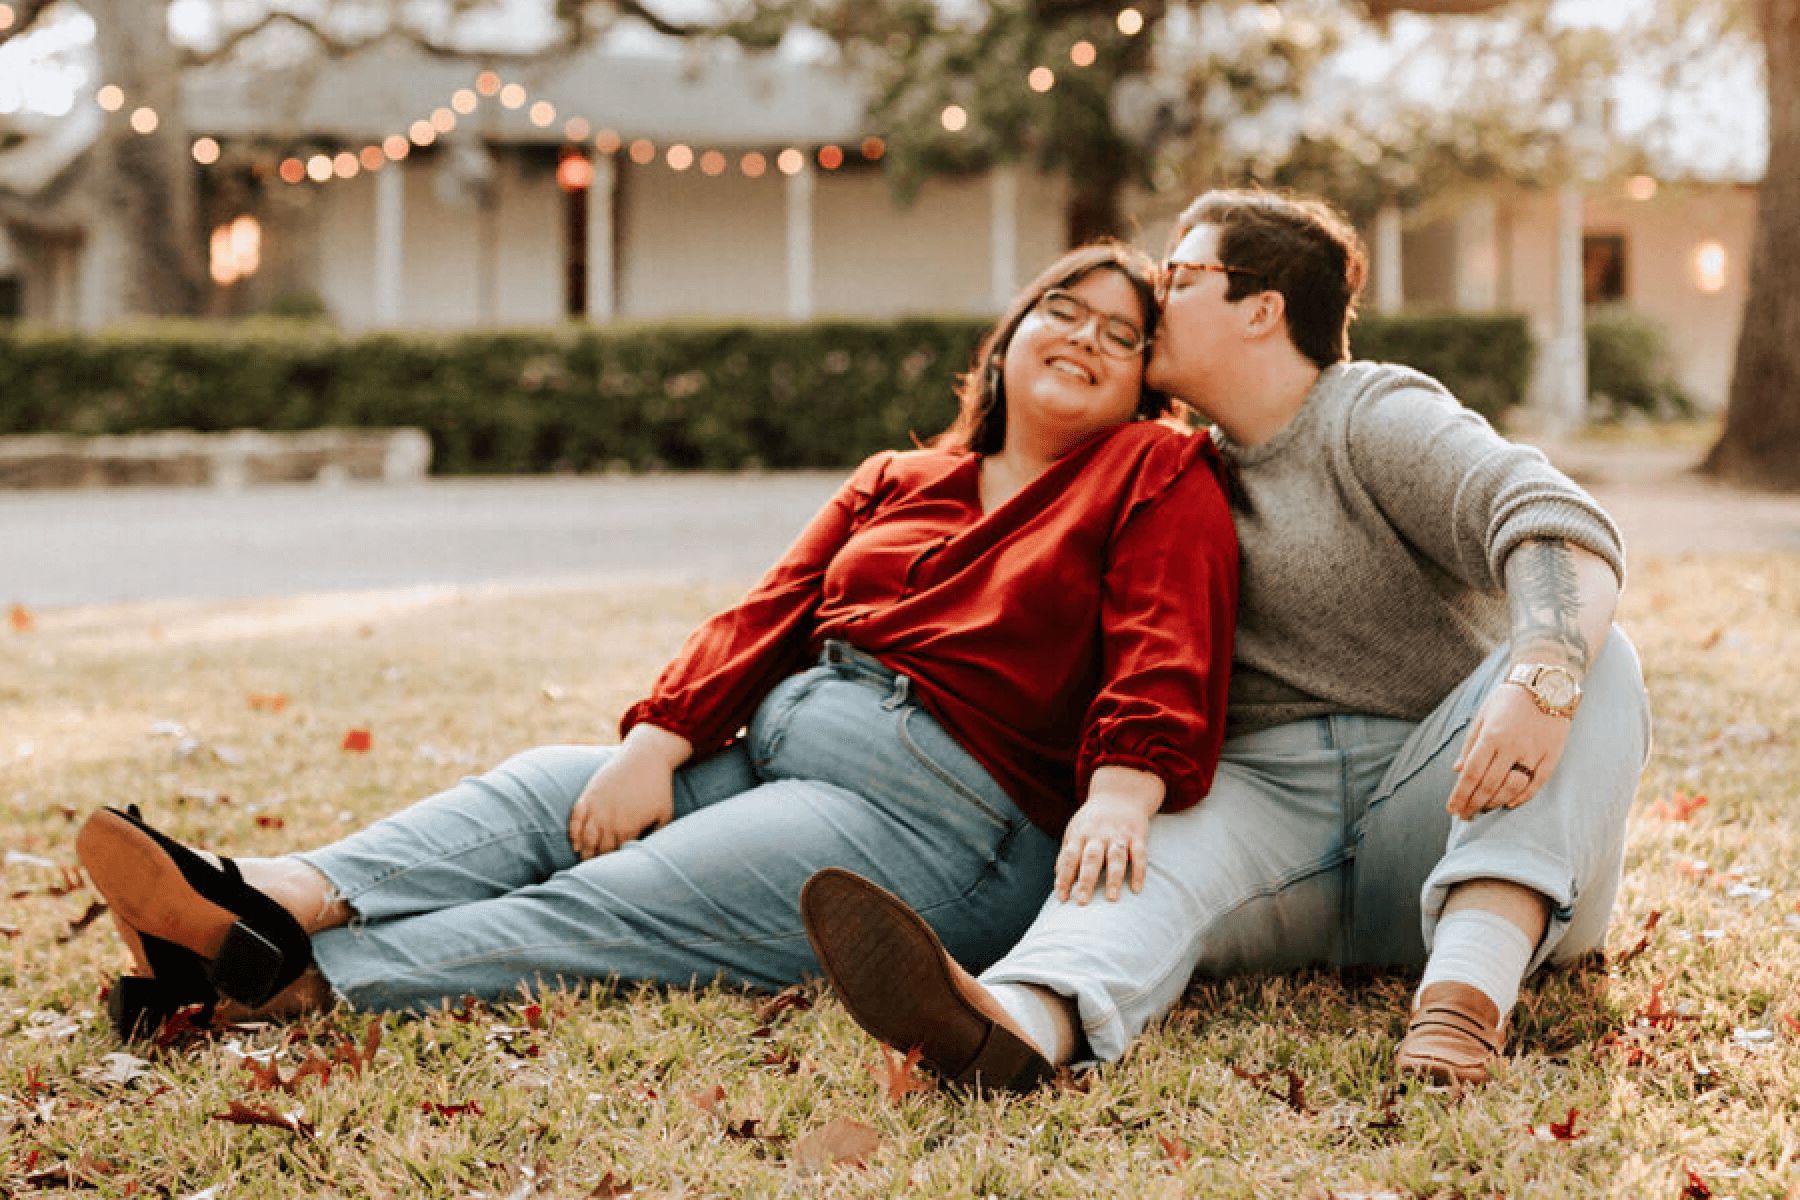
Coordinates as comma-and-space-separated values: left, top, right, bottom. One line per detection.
1681, 1167, 1714, 1198
586, 1171, 637, 1198
1634, 982, 1698, 1030
9, 604, 34, 633
724, 1117, 777, 1143
58, 899, 110, 943
255, 814, 286, 830
1156, 1133, 1191, 1165
1612, 910, 1664, 969
241, 1047, 332, 1094
247, 693, 289, 713
1551, 1108, 1584, 1140
0, 922, 20, 939
211, 1100, 315, 1138
422, 1100, 483, 1119
523, 1003, 544, 1030
1366, 1085, 1404, 1131
331, 1021, 383, 1076
1673, 857, 1708, 880
341, 729, 372, 753
448, 995, 484, 1022
872, 1044, 929, 1104
760, 1048, 803, 1075
691, 1083, 726, 1114
756, 985, 814, 1025
1229, 1064, 1312, 1114
1647, 791, 1708, 821
791, 1117, 881, 1173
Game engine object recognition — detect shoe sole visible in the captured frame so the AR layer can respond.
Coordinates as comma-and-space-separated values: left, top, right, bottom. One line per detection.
78, 809, 239, 966
800, 867, 1052, 1092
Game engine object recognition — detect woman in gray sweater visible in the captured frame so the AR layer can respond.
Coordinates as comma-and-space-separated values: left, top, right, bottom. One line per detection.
801, 188, 1651, 1090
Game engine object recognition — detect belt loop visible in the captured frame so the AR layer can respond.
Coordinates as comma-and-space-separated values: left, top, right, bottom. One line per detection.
881, 674, 911, 710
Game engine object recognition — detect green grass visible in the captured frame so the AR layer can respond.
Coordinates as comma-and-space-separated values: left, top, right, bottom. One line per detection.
3, 555, 1798, 1198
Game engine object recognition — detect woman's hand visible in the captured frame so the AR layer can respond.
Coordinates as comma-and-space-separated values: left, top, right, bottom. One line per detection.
1445, 683, 1571, 819
568, 724, 693, 860
1055, 766, 1165, 905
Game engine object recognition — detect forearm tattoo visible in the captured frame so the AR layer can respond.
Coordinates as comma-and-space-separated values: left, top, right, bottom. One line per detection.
1505, 538, 1590, 670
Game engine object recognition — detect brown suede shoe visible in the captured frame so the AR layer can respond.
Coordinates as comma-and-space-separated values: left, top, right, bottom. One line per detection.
1394, 981, 1506, 1085
799, 868, 1055, 1093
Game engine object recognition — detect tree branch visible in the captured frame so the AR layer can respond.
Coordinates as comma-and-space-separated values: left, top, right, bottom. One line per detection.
0, 0, 61, 49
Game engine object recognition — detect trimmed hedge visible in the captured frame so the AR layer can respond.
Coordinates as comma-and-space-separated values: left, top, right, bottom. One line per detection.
0, 312, 1534, 473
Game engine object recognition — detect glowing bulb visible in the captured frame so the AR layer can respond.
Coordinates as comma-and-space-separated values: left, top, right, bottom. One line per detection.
861, 137, 885, 161
383, 135, 411, 160
699, 150, 726, 176
129, 106, 158, 134
556, 154, 593, 191
0, 6, 15, 32
564, 117, 590, 142
777, 147, 806, 175
1625, 174, 1658, 201
333, 151, 358, 179
1028, 67, 1055, 93
359, 145, 385, 171
191, 137, 220, 165
210, 226, 239, 285
628, 139, 655, 165
430, 107, 455, 133
306, 154, 333, 182
96, 84, 124, 112
410, 120, 435, 146
740, 151, 767, 178
940, 105, 968, 132
1070, 41, 1097, 67
1118, 7, 1144, 35
529, 101, 556, 127
499, 83, 527, 109
818, 145, 844, 170
1693, 241, 1727, 294
594, 129, 622, 155
666, 144, 694, 170
229, 215, 261, 275
476, 71, 501, 97
279, 158, 306, 184
451, 89, 477, 115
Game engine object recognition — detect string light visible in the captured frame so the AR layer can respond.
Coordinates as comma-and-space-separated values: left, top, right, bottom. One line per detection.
279, 158, 306, 184
741, 151, 768, 178
475, 71, 501, 97
451, 88, 478, 114
332, 151, 358, 179
383, 135, 410, 160
96, 84, 124, 112
429, 107, 456, 133
628, 138, 655, 165
409, 119, 435, 146
941, 105, 968, 132
667, 143, 694, 170
529, 100, 556, 127
1625, 174, 1657, 201
1070, 41, 1097, 67
817, 144, 843, 170
564, 116, 590, 141
499, 83, 527, 109
861, 137, 885, 161
777, 147, 806, 175
595, 129, 622, 155
0, 5, 15, 33
1028, 67, 1055, 93
358, 144, 386, 171
556, 153, 593, 191
129, 106, 159, 134
700, 150, 727, 176
306, 154, 333, 182
191, 137, 221, 165
1117, 7, 1144, 35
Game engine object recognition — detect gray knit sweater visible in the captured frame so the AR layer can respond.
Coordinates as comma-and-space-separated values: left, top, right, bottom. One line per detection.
1215, 360, 1625, 736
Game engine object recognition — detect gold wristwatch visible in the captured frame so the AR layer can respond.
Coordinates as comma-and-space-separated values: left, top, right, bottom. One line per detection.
1505, 663, 1582, 718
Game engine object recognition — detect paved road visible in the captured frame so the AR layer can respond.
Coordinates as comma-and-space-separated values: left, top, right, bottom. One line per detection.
0, 473, 843, 608
4, 443, 1797, 609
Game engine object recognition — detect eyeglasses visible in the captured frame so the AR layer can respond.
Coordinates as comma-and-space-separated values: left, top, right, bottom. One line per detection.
1157, 260, 1262, 302
1033, 288, 1150, 359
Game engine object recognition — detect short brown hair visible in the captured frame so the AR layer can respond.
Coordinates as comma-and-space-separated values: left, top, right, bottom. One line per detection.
938, 240, 1171, 455
1171, 189, 1367, 369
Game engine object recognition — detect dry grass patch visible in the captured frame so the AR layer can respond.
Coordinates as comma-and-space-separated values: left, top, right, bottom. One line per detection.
2, 555, 1798, 1198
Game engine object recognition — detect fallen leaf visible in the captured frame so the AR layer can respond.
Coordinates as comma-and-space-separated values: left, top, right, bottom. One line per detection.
760, 1048, 803, 1075
1647, 791, 1708, 821
585, 1171, 636, 1198
1230, 1064, 1311, 1113
1633, 982, 1697, 1030
791, 1117, 881, 1173
247, 693, 289, 713
1156, 1132, 1191, 1164
1526, 1106, 1584, 1141
872, 1044, 929, 1104
211, 1100, 315, 1139
756, 985, 814, 1025
79, 1052, 153, 1088
1680, 1167, 1713, 1198
9, 604, 34, 632
57, 900, 109, 943
255, 814, 286, 830
341, 729, 372, 753
1612, 910, 1663, 969
690, 1083, 726, 1114
422, 1100, 483, 1119
1782, 1013, 1800, 1036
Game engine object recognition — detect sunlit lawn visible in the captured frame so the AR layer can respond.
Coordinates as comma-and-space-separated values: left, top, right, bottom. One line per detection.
2, 552, 1797, 1198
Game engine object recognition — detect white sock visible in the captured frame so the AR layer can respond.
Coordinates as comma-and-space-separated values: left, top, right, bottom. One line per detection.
987, 982, 1072, 1063
1415, 908, 1536, 1019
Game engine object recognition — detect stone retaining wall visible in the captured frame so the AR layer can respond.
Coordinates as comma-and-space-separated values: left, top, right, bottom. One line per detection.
0, 428, 433, 489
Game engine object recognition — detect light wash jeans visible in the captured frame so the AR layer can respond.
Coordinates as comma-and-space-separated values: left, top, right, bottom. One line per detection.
982, 626, 1652, 1061
300, 642, 1059, 1012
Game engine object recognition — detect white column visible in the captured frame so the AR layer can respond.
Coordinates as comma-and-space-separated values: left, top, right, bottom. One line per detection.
1454, 195, 1498, 311
373, 160, 405, 326
586, 152, 617, 322
1548, 183, 1587, 434
1372, 204, 1404, 315
785, 159, 815, 320
990, 164, 1019, 310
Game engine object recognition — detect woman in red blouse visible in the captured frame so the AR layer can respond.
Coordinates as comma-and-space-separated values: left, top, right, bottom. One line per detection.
77, 241, 1239, 1034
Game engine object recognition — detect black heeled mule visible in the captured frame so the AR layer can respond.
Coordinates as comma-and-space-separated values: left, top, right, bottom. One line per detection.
77, 805, 314, 1037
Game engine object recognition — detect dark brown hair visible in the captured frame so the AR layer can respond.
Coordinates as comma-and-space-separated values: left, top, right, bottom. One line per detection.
1171, 189, 1367, 369
937, 240, 1170, 455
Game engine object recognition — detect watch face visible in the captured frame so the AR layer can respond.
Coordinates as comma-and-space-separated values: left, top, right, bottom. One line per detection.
1537, 669, 1578, 707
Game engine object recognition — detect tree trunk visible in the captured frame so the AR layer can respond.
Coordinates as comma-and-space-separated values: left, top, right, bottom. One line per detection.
1702, 0, 1800, 490
82, 0, 205, 319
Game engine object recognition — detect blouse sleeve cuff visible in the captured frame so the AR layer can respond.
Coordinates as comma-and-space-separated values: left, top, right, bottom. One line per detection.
1079, 745, 1213, 815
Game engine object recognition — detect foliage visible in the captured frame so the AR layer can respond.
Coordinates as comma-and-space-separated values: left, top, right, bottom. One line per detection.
1585, 305, 1696, 422
2, 552, 1798, 1197
0, 312, 1534, 472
